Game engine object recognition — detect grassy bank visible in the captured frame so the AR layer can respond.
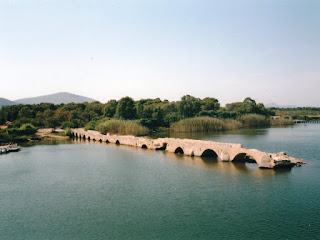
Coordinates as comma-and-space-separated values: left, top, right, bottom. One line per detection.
95, 119, 149, 136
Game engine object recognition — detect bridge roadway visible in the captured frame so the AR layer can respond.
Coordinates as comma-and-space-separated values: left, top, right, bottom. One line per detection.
71, 128, 304, 169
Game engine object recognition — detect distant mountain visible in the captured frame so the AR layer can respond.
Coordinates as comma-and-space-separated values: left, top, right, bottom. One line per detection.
265, 102, 297, 108
0, 98, 16, 107
15, 92, 96, 105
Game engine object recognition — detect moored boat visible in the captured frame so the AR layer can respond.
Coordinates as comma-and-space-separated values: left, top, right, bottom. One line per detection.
0, 143, 21, 153
8, 143, 20, 152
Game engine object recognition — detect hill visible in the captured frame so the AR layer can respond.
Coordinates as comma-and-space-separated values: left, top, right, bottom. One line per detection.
15, 92, 96, 105
0, 98, 16, 107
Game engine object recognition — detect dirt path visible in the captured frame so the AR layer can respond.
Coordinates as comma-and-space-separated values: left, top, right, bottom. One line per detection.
36, 128, 69, 140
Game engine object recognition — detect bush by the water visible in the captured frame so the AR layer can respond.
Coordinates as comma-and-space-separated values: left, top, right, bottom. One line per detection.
95, 119, 149, 136
238, 114, 270, 127
170, 117, 242, 132
19, 123, 37, 134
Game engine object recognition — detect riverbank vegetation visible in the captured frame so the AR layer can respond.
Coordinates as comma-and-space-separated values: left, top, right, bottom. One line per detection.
0, 123, 37, 143
272, 107, 320, 121
171, 117, 242, 132
0, 95, 315, 138
96, 119, 149, 136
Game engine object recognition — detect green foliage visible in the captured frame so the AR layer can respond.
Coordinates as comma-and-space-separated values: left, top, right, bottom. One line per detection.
0, 95, 277, 138
239, 114, 270, 127
201, 97, 220, 111
95, 119, 149, 136
65, 128, 72, 136
170, 117, 242, 133
45, 117, 60, 129
19, 123, 37, 134
104, 100, 118, 118
116, 97, 137, 119
225, 97, 272, 117
179, 95, 201, 118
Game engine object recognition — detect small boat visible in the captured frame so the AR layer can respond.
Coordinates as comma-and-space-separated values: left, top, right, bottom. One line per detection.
0, 147, 8, 153
8, 143, 20, 152
0, 143, 21, 153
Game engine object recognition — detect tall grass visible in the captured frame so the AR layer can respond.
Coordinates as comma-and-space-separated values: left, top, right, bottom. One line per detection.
95, 119, 149, 136
271, 118, 294, 126
170, 117, 242, 132
239, 114, 270, 127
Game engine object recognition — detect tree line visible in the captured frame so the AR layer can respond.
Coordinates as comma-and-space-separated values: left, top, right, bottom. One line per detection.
0, 95, 273, 131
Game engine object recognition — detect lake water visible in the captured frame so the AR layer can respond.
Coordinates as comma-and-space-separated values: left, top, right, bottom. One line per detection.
0, 124, 319, 239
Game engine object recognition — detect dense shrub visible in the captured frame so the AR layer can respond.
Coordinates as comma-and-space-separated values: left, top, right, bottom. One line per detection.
19, 123, 37, 134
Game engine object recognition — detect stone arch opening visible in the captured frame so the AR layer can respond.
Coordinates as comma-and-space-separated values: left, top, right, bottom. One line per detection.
106, 139, 110, 143
174, 147, 184, 154
83, 135, 86, 140
88, 136, 91, 141
201, 149, 218, 158
141, 144, 148, 149
156, 143, 167, 151
75, 133, 78, 138
233, 153, 257, 163
99, 139, 102, 142
116, 140, 120, 145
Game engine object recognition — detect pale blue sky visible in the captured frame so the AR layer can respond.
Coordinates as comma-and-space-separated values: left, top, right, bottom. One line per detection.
0, 0, 319, 106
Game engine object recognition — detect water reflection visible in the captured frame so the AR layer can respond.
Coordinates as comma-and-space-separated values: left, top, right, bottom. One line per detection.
164, 151, 291, 177
21, 137, 293, 178
71, 138, 294, 177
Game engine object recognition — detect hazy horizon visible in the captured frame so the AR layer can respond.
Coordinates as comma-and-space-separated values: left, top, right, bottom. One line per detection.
0, 0, 319, 107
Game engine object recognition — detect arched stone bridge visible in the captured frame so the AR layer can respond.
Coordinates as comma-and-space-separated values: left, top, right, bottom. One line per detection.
71, 128, 304, 169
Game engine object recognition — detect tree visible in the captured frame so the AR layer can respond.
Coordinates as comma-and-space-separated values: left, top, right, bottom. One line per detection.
18, 106, 33, 118
179, 95, 201, 119
201, 97, 220, 111
44, 117, 60, 131
104, 100, 118, 118
116, 97, 136, 120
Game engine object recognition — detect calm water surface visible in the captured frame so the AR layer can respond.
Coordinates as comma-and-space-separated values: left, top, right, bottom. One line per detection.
0, 124, 319, 239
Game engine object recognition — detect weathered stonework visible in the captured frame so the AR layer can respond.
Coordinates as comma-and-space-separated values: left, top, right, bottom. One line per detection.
71, 128, 305, 169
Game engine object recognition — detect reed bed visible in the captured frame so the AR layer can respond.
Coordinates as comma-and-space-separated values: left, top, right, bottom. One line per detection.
271, 118, 294, 126
239, 114, 270, 127
95, 119, 149, 136
170, 117, 242, 133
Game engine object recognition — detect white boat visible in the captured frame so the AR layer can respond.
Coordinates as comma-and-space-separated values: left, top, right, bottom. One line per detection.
0, 143, 20, 153
8, 144, 20, 152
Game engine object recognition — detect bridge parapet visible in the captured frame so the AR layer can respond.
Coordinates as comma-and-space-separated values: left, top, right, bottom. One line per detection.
71, 128, 305, 169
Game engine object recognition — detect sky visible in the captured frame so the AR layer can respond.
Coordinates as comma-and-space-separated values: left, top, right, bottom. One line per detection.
0, 0, 319, 106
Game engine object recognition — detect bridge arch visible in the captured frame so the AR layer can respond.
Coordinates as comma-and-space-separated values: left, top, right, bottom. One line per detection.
115, 140, 120, 145
141, 144, 148, 149
201, 149, 219, 158
232, 153, 257, 163
106, 139, 110, 143
83, 135, 86, 140
174, 147, 184, 154
88, 136, 91, 141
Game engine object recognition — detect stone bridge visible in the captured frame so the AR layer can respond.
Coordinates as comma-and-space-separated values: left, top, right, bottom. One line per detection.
71, 128, 304, 169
